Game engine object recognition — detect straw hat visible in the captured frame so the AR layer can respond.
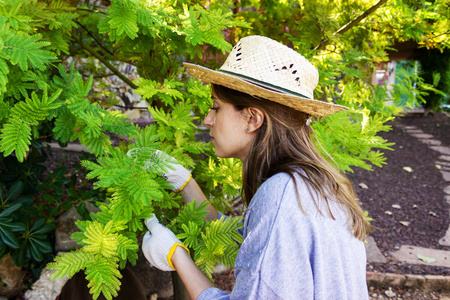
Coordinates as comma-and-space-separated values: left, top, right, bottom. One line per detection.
183, 35, 347, 117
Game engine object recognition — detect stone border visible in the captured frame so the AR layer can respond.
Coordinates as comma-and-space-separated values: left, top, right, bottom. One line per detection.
366, 271, 450, 291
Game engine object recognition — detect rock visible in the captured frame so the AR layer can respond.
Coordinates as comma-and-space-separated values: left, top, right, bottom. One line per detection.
358, 183, 369, 189
0, 255, 26, 298
438, 226, 450, 246
125, 109, 141, 120
23, 268, 68, 300
390, 245, 450, 267
384, 287, 396, 298
55, 204, 101, 251
402, 166, 413, 172
405, 129, 423, 134
55, 207, 83, 251
430, 146, 450, 155
420, 139, 441, 146
439, 155, 450, 162
410, 133, 434, 139
444, 185, 450, 195
365, 236, 387, 263
441, 170, 450, 182
392, 204, 401, 209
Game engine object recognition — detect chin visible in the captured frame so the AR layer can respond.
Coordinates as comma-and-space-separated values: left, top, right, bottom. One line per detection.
214, 149, 227, 159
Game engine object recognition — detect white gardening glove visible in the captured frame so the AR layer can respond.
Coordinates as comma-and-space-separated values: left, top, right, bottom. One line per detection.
142, 216, 189, 271
127, 148, 192, 192
155, 150, 192, 192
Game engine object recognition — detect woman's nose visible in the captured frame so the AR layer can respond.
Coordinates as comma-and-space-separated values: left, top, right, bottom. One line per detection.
204, 110, 214, 128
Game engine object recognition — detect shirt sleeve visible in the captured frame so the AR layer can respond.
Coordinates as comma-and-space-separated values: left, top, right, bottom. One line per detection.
198, 287, 230, 300
199, 174, 292, 300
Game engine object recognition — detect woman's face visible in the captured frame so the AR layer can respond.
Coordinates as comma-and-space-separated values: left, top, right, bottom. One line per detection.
204, 91, 255, 161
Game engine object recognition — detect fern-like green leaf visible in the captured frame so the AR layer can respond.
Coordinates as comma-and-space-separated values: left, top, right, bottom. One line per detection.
102, 110, 138, 136
78, 133, 111, 157
4, 32, 57, 71
110, 187, 142, 222
132, 125, 161, 149
83, 221, 118, 258
108, 1, 138, 40
176, 200, 209, 226
116, 234, 138, 260
11, 87, 62, 124
48, 250, 94, 280
0, 116, 31, 162
86, 257, 122, 300
0, 97, 11, 121
177, 221, 203, 249
82, 156, 133, 189
65, 97, 101, 118
126, 173, 163, 205
53, 111, 77, 141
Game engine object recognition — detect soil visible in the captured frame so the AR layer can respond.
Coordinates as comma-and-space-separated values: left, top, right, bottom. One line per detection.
349, 112, 450, 276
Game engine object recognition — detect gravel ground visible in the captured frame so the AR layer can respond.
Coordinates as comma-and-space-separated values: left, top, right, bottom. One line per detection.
349, 112, 450, 276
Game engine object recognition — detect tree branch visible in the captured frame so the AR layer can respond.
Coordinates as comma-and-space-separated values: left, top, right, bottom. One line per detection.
76, 7, 106, 15
315, 0, 389, 51
75, 22, 136, 66
72, 34, 138, 90
75, 21, 115, 58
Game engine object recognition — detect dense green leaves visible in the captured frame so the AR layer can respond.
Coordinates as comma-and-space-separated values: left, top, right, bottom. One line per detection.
4, 32, 57, 71
0, 203, 25, 249
173, 201, 243, 280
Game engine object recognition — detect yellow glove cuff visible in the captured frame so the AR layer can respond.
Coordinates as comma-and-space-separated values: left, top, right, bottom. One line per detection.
167, 242, 190, 270
175, 173, 192, 192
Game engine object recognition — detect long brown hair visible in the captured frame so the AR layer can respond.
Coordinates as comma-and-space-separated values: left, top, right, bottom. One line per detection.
212, 84, 372, 241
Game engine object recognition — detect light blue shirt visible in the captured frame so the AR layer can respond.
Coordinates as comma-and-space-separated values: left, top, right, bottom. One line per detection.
199, 172, 368, 300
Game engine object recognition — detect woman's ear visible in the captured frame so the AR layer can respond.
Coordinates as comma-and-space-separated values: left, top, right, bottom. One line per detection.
245, 107, 264, 132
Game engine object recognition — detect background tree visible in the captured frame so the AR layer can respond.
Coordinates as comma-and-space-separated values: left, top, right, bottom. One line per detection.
414, 47, 450, 111
0, 0, 448, 299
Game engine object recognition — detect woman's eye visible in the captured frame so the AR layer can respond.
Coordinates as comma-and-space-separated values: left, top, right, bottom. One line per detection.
210, 107, 218, 111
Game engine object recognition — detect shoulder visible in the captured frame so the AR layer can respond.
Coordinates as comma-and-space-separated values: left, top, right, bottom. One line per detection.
250, 171, 310, 207
249, 172, 293, 208
247, 171, 308, 218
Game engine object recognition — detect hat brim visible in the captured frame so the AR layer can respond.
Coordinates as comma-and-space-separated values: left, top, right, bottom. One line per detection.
183, 62, 347, 118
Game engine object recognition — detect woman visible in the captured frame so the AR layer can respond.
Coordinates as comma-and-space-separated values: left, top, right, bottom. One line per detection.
142, 35, 371, 299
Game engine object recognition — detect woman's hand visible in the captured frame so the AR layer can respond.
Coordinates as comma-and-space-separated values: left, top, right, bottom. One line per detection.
152, 150, 218, 220
142, 216, 215, 299
154, 150, 192, 192
142, 216, 189, 271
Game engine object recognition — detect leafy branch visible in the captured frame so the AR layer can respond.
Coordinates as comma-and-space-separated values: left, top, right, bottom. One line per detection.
315, 0, 389, 50
75, 21, 115, 58
71, 34, 138, 89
